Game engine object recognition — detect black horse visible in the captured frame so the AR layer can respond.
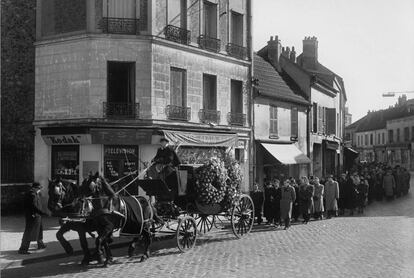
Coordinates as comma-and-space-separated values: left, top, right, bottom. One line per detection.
49, 177, 154, 266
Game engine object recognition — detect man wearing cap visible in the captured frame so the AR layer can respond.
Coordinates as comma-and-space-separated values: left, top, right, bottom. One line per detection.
18, 182, 49, 254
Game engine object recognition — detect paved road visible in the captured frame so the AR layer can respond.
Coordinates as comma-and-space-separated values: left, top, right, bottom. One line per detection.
2, 192, 414, 278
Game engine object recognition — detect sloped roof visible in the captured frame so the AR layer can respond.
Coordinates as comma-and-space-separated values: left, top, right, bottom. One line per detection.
253, 53, 309, 105
354, 104, 414, 132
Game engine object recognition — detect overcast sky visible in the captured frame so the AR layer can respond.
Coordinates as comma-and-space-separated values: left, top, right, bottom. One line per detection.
253, 0, 414, 122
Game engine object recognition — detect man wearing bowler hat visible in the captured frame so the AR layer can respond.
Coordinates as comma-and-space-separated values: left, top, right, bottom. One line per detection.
18, 182, 49, 254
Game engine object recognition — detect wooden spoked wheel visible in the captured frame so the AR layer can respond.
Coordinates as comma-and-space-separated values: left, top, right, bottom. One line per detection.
195, 214, 215, 234
231, 194, 255, 238
176, 216, 197, 252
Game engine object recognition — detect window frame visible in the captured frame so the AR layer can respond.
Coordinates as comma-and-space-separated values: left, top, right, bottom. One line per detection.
291, 107, 299, 140
202, 73, 217, 110
170, 67, 187, 107
269, 106, 278, 138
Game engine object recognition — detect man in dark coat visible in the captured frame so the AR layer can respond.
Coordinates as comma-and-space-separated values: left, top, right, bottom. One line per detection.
18, 182, 48, 254
152, 138, 180, 168
251, 182, 264, 225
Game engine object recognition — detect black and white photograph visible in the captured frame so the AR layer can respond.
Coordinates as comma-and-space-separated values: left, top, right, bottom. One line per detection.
1, 0, 413, 277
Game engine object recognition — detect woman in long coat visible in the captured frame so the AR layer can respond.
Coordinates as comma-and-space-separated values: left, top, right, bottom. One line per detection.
382, 170, 396, 200
299, 176, 314, 224
280, 179, 296, 229
291, 178, 301, 222
324, 175, 339, 218
313, 177, 324, 220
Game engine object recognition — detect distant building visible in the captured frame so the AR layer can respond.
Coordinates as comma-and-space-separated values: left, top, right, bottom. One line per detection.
276, 36, 347, 177
344, 107, 352, 126
346, 95, 414, 170
253, 49, 310, 186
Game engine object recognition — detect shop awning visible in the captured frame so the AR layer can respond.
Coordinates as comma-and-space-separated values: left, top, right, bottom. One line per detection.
162, 130, 238, 147
261, 143, 311, 165
344, 146, 358, 155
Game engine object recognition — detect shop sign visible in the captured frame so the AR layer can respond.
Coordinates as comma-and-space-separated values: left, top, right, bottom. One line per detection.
162, 130, 238, 147
42, 134, 91, 145
91, 129, 152, 145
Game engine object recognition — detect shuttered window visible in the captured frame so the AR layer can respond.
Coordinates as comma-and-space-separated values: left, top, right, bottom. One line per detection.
291, 107, 298, 139
269, 106, 278, 137
312, 103, 318, 133
203, 74, 217, 110
326, 108, 336, 135
204, 1, 217, 38
170, 67, 186, 107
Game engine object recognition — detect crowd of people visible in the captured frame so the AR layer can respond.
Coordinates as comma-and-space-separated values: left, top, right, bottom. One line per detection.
251, 163, 411, 229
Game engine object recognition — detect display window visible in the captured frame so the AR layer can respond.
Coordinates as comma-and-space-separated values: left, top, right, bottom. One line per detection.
51, 145, 80, 182
104, 145, 138, 193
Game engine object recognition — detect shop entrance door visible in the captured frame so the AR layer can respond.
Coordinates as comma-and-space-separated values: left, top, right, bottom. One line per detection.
51, 145, 80, 183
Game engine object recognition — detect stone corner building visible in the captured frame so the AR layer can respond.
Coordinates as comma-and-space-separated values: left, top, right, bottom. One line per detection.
33, 0, 253, 201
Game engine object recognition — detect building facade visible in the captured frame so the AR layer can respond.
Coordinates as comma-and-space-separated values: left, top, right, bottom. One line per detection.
347, 96, 414, 170
344, 107, 352, 127
34, 0, 253, 202
253, 48, 310, 188
279, 37, 346, 178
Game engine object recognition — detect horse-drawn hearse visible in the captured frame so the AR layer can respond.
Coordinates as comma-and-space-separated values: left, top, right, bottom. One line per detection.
49, 160, 254, 266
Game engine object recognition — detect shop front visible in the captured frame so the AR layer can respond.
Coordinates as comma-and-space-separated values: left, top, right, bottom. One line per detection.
323, 140, 340, 177
255, 141, 310, 187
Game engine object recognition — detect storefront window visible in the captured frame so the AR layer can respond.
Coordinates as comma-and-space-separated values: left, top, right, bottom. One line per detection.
104, 145, 138, 193
52, 145, 79, 182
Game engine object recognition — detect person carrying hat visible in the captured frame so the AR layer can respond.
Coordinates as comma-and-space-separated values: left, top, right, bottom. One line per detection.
18, 182, 49, 254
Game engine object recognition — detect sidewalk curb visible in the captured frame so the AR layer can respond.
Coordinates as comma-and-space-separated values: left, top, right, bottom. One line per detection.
2, 241, 131, 269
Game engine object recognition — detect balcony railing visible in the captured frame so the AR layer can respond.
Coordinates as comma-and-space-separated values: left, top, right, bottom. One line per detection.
197, 35, 221, 53
101, 17, 140, 35
199, 109, 221, 124
227, 112, 246, 126
164, 25, 191, 45
165, 105, 191, 121
103, 102, 139, 119
226, 43, 248, 60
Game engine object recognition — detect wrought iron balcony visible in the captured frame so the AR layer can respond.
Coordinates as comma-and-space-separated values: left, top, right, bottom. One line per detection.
164, 25, 191, 45
197, 35, 221, 53
103, 102, 139, 119
227, 112, 246, 126
101, 17, 140, 35
226, 43, 248, 60
199, 109, 221, 124
165, 105, 191, 121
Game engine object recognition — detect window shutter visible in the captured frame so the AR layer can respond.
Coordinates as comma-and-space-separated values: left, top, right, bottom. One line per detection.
318, 106, 323, 133
326, 108, 336, 135
313, 103, 318, 133
291, 107, 298, 138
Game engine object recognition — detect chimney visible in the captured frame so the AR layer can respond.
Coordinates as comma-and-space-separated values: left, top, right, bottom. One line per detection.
289, 46, 296, 62
267, 35, 282, 71
302, 36, 318, 70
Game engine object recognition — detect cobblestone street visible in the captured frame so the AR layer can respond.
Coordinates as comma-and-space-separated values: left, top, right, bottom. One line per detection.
2, 189, 414, 278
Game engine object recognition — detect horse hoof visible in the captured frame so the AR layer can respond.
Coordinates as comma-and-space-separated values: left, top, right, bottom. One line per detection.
140, 256, 147, 262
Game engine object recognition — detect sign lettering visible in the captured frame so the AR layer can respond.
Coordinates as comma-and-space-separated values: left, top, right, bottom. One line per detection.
42, 134, 91, 145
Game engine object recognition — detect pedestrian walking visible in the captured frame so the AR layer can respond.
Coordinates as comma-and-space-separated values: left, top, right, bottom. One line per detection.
279, 179, 296, 230
313, 177, 324, 220
324, 175, 339, 218
273, 179, 282, 227
338, 173, 347, 216
383, 169, 396, 201
357, 177, 369, 214
290, 178, 301, 222
18, 182, 49, 254
251, 182, 264, 225
402, 168, 411, 195
299, 176, 314, 224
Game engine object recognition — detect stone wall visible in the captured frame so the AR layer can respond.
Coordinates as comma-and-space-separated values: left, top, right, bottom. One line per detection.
1, 0, 36, 183
35, 37, 152, 120
151, 43, 249, 123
